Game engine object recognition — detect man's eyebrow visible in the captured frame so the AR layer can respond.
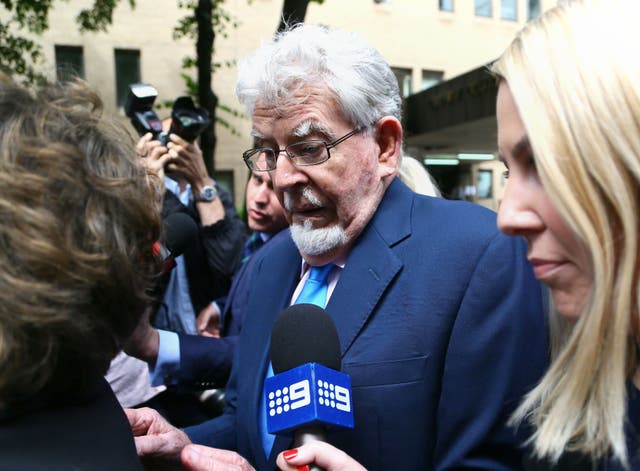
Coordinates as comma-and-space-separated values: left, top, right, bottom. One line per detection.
292, 120, 334, 139
250, 129, 267, 141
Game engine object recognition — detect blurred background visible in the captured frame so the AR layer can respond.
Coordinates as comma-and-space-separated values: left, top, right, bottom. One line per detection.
0, 0, 555, 209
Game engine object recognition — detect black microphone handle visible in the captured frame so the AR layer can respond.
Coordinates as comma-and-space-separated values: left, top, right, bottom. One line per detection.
293, 425, 327, 471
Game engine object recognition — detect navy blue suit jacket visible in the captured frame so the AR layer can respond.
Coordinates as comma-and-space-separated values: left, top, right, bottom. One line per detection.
185, 179, 548, 470
174, 231, 290, 389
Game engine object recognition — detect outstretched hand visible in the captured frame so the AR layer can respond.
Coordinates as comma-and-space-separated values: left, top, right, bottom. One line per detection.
181, 444, 256, 471
125, 407, 191, 469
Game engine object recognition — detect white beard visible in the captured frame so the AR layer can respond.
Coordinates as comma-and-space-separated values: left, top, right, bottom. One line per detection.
285, 186, 348, 256
290, 219, 348, 256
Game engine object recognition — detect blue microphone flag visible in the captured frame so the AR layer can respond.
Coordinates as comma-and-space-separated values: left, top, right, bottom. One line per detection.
265, 362, 354, 435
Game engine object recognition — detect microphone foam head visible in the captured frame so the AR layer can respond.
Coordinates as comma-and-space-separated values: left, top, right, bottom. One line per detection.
163, 212, 198, 257
270, 303, 341, 374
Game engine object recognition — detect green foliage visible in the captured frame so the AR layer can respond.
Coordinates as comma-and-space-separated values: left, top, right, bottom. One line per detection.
76, 0, 136, 32
0, 0, 135, 85
173, 0, 238, 42
0, 0, 54, 84
172, 1, 245, 138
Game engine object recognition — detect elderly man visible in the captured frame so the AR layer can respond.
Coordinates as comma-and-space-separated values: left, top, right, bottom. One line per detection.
127, 24, 547, 471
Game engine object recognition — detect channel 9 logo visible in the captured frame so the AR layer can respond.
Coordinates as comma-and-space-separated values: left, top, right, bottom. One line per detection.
265, 363, 354, 434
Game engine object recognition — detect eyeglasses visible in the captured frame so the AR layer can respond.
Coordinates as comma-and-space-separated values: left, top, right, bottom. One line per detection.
242, 127, 364, 172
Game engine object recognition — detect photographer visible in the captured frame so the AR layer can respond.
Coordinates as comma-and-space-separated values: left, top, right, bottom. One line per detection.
124, 103, 245, 426
137, 118, 246, 336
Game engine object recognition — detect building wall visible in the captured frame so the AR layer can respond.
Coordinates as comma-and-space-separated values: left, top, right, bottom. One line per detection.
34, 0, 554, 203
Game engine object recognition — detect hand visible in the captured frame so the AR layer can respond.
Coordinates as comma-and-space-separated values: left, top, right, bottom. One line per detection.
197, 303, 221, 338
276, 442, 367, 471
125, 407, 191, 469
165, 134, 210, 191
123, 304, 160, 364
181, 444, 256, 471
137, 133, 172, 180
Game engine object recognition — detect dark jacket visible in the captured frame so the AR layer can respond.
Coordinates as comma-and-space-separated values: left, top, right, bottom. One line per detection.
0, 379, 141, 470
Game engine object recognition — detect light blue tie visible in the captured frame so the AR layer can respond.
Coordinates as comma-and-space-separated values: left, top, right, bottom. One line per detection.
260, 264, 334, 457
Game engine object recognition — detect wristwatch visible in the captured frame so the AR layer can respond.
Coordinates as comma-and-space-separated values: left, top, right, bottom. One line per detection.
195, 184, 218, 203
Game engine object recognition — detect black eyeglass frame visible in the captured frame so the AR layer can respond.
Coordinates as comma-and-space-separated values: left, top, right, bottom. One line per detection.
242, 127, 365, 172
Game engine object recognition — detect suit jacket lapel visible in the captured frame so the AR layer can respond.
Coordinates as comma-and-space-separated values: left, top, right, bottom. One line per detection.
326, 179, 411, 355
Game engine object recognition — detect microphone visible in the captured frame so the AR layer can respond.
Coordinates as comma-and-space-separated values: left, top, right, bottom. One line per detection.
265, 304, 354, 470
154, 212, 198, 272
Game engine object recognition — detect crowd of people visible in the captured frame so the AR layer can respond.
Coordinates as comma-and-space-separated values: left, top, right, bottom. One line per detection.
0, 0, 638, 470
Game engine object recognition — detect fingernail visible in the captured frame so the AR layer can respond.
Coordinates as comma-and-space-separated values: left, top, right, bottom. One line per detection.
297, 467, 309, 471
283, 449, 298, 460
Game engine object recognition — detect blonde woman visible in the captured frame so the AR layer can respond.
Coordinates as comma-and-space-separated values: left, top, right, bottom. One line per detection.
275, 1, 640, 470
493, 0, 639, 468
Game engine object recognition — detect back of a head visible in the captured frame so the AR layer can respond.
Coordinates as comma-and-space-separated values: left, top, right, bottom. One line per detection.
399, 156, 441, 197
492, 0, 640, 465
236, 23, 402, 129
0, 77, 162, 413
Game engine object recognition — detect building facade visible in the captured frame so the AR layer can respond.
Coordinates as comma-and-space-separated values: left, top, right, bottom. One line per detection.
27, 0, 554, 206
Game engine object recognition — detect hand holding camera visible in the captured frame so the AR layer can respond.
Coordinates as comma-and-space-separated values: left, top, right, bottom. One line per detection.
136, 132, 171, 180
125, 83, 211, 146
164, 133, 211, 194
126, 83, 213, 192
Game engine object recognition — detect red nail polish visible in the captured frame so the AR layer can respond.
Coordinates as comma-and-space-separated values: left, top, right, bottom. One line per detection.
297, 466, 309, 471
283, 449, 298, 460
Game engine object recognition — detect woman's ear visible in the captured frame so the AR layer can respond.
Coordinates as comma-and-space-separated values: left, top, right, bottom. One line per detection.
374, 116, 402, 179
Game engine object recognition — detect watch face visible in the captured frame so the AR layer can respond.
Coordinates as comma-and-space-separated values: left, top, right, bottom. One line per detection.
199, 186, 217, 201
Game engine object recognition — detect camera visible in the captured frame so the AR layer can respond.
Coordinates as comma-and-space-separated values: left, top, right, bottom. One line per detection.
124, 83, 211, 145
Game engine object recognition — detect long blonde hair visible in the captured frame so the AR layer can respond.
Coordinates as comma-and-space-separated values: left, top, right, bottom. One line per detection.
493, 0, 640, 466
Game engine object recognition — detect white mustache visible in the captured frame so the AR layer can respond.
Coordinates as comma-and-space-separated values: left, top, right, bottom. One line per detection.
284, 186, 323, 211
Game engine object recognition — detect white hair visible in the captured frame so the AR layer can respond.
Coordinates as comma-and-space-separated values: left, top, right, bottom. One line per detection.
236, 23, 402, 129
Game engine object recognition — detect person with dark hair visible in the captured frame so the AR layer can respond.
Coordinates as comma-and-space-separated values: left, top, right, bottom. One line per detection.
137, 127, 246, 336
0, 76, 161, 469
128, 170, 288, 394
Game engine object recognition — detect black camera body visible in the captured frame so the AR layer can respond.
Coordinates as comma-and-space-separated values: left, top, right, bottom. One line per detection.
124, 83, 211, 145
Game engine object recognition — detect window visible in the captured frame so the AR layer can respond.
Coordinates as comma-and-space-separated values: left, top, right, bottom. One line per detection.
391, 67, 412, 98
55, 45, 84, 82
501, 0, 517, 20
114, 49, 140, 107
439, 0, 453, 12
476, 169, 493, 199
421, 70, 443, 91
474, 0, 492, 17
527, 0, 541, 20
